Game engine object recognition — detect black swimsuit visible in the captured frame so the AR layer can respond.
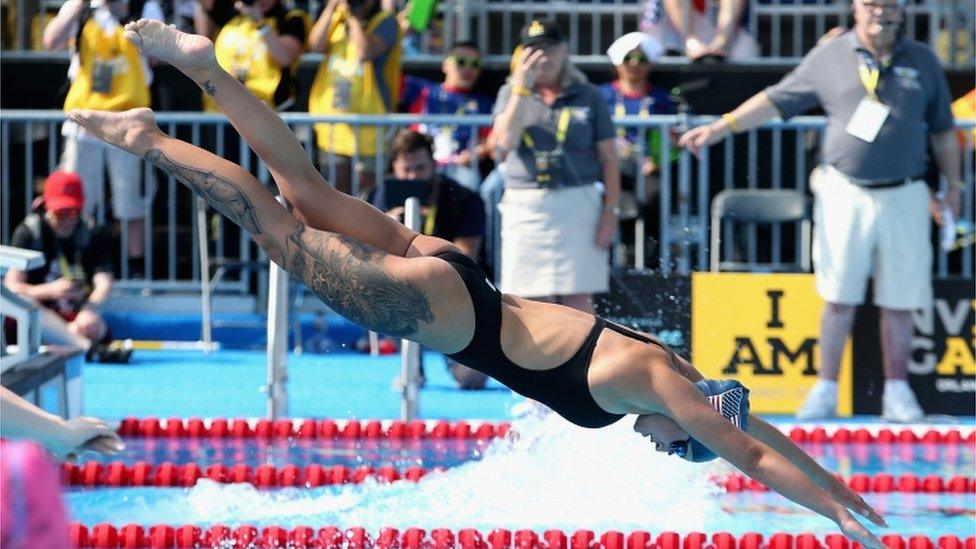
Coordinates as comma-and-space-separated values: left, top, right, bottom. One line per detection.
436, 251, 675, 429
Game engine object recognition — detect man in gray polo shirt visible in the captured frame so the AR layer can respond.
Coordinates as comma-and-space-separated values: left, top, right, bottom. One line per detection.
679, 0, 964, 422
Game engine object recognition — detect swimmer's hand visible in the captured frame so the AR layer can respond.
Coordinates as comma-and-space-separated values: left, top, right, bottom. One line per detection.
838, 511, 885, 549
52, 417, 125, 461
828, 481, 888, 527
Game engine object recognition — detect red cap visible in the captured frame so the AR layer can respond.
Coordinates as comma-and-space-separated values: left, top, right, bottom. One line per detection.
44, 171, 84, 212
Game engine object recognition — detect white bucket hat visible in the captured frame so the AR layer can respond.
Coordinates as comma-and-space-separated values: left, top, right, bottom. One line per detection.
607, 32, 664, 65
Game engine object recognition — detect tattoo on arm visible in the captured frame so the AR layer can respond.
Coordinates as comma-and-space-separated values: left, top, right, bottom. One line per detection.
144, 148, 286, 263
200, 79, 217, 97
287, 228, 434, 338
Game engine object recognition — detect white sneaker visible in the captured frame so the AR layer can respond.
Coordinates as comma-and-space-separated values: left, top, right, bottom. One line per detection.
796, 380, 838, 420
882, 380, 925, 423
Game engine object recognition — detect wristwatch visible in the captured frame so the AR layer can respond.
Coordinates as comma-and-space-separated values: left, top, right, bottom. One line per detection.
604, 205, 621, 216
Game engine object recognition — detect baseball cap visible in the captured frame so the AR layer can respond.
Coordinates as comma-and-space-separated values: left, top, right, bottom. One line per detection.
43, 171, 85, 212
668, 379, 751, 463
519, 19, 564, 48
607, 32, 664, 65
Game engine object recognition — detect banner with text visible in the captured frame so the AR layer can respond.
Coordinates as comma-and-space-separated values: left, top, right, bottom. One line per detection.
691, 273, 853, 415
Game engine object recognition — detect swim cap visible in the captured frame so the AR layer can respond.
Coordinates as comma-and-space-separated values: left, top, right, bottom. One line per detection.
672, 379, 751, 463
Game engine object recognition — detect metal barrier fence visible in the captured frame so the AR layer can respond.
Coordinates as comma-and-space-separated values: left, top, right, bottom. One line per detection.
1, 111, 973, 297
6, 1, 973, 69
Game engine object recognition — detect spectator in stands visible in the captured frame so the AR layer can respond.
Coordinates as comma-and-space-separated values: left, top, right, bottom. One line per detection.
492, 19, 620, 314
203, 0, 307, 112
641, 0, 757, 61
602, 31, 676, 212
370, 130, 488, 389
42, 0, 162, 275
194, 0, 237, 38
308, 0, 402, 195
602, 32, 677, 266
399, 40, 495, 190
4, 172, 119, 360
678, 0, 964, 422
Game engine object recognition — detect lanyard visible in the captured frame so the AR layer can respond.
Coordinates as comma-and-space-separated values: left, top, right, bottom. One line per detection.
615, 96, 651, 139
856, 50, 887, 102
423, 204, 438, 235
522, 107, 572, 151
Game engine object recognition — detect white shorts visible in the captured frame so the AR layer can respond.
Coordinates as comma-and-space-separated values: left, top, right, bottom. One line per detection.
498, 184, 610, 297
811, 166, 932, 310
61, 134, 153, 221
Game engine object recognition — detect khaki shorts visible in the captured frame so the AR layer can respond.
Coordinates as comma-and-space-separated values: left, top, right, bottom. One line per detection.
811, 166, 932, 310
62, 135, 153, 221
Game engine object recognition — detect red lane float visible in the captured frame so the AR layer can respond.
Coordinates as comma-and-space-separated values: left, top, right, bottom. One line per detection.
116, 417, 512, 440
68, 525, 975, 549
116, 418, 974, 444
787, 426, 975, 445
64, 461, 974, 493
62, 462, 430, 488
716, 472, 975, 494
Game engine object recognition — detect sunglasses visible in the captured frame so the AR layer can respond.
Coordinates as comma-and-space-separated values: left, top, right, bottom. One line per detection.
450, 55, 483, 69
859, 1, 902, 10
50, 209, 80, 220
623, 52, 650, 65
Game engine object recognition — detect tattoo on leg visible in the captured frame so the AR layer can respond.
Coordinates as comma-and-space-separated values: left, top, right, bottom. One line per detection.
287, 228, 434, 338
200, 79, 217, 97
144, 148, 286, 263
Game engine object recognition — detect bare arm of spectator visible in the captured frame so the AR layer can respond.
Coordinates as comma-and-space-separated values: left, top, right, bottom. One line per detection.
709, 0, 747, 55
453, 236, 482, 258
309, 0, 341, 53
0, 386, 124, 460
492, 48, 546, 154
194, 0, 217, 38
677, 92, 780, 155
233, 1, 303, 67
929, 129, 963, 221
84, 271, 114, 308
596, 137, 621, 248
662, 0, 701, 57
259, 24, 303, 68
3, 269, 84, 303
345, 8, 393, 61
42, 0, 87, 50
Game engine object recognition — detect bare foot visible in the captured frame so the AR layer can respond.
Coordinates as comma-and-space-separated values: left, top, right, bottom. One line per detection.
66, 108, 161, 157
123, 19, 216, 76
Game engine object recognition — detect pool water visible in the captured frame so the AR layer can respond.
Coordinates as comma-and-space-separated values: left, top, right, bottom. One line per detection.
66, 414, 976, 537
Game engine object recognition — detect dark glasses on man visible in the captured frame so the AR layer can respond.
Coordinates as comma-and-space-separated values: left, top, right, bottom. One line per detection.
50, 209, 80, 220
450, 55, 483, 69
623, 52, 650, 64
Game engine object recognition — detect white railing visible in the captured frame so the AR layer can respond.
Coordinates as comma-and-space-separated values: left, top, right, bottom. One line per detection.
1, 111, 973, 290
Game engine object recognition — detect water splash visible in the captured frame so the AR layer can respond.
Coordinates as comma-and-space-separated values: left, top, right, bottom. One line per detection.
68, 414, 732, 530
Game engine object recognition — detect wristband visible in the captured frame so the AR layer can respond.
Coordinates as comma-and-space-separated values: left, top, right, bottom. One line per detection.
604, 205, 621, 216
721, 112, 740, 134
512, 86, 532, 97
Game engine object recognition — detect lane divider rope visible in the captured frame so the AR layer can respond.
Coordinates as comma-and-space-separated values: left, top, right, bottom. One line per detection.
61, 462, 975, 493
114, 418, 976, 445
67, 524, 976, 549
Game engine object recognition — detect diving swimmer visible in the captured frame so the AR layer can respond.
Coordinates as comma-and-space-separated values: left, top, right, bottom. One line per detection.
68, 20, 888, 546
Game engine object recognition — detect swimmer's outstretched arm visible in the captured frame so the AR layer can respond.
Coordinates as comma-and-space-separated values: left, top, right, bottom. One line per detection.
744, 415, 886, 527
122, 19, 458, 260
648, 345, 885, 527
68, 109, 447, 344
647, 368, 886, 549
